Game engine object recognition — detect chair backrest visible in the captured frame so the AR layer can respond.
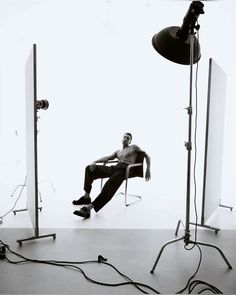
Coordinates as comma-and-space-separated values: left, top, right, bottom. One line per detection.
130, 151, 145, 178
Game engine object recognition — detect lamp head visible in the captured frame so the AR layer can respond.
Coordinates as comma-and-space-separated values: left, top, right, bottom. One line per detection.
152, 1, 204, 65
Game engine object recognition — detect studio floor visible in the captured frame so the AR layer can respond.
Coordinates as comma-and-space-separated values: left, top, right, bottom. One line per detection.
1, 178, 236, 294
0, 228, 236, 294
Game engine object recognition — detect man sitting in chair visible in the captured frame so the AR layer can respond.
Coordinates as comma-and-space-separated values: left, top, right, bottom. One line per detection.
73, 132, 151, 218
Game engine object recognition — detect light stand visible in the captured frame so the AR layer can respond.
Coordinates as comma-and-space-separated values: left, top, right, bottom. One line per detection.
150, 1, 232, 274
17, 44, 56, 246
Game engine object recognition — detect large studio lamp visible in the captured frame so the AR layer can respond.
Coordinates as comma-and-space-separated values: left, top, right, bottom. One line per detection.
152, 0, 202, 65
150, 1, 232, 274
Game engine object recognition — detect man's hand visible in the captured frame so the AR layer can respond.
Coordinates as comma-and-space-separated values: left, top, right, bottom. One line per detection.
89, 162, 97, 172
145, 168, 151, 181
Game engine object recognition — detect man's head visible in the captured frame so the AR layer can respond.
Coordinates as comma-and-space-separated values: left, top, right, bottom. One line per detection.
122, 132, 132, 147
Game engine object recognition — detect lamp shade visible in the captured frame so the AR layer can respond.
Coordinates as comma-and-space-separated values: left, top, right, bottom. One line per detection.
152, 26, 201, 65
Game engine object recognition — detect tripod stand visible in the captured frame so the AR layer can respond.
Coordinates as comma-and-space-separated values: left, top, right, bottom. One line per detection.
150, 32, 232, 274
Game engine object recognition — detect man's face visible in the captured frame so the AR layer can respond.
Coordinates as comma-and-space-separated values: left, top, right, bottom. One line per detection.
122, 133, 132, 146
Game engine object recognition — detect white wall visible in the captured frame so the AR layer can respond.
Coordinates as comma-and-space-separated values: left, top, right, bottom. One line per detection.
0, 0, 236, 226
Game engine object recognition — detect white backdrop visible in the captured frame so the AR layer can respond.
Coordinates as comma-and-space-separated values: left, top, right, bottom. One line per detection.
0, 0, 236, 228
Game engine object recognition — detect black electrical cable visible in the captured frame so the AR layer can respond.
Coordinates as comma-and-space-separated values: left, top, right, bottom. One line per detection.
0, 240, 160, 294
198, 288, 217, 294
4, 256, 154, 293
189, 280, 223, 294
0, 238, 224, 294
0, 176, 27, 224
176, 246, 222, 294
176, 243, 202, 294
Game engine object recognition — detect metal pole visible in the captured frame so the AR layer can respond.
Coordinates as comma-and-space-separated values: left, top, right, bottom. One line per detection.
150, 30, 232, 275
184, 33, 194, 242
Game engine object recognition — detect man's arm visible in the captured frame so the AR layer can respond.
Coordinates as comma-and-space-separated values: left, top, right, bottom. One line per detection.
134, 145, 151, 181
143, 152, 151, 181
92, 152, 117, 164
89, 152, 117, 171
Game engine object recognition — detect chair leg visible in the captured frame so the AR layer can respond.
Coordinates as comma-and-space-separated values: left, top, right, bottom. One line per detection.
124, 179, 142, 207
101, 177, 142, 206
125, 178, 128, 205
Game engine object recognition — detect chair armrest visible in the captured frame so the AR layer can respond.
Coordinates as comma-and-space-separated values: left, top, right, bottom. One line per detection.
126, 163, 142, 179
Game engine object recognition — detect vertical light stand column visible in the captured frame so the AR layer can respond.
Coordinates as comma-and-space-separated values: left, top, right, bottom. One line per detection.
150, 32, 232, 274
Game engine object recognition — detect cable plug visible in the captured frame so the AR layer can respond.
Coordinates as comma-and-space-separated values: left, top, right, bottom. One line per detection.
98, 255, 107, 262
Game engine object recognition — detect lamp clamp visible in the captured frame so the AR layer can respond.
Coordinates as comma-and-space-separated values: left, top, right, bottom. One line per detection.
185, 141, 192, 150
184, 106, 192, 115
184, 229, 191, 244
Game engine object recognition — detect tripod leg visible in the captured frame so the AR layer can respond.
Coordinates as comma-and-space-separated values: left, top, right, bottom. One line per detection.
189, 240, 232, 269
11, 184, 25, 198
150, 236, 184, 274
175, 220, 181, 236
219, 204, 233, 211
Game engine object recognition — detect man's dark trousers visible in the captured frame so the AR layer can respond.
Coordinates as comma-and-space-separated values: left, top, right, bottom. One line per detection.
84, 163, 128, 212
